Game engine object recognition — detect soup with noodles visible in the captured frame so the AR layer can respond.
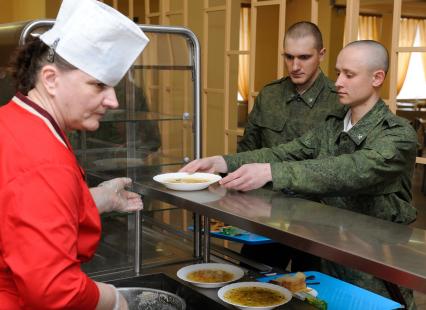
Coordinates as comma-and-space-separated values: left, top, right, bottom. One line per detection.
165, 178, 209, 184
186, 269, 234, 283
224, 286, 286, 307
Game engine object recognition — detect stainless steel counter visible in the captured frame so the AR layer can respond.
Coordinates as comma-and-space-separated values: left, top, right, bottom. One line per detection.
134, 178, 426, 294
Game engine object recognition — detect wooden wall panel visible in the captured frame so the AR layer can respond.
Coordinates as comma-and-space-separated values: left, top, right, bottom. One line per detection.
45, 0, 61, 19
253, 5, 279, 91
380, 13, 393, 100
205, 92, 226, 155
318, 0, 333, 75
206, 11, 226, 89
0, 1, 14, 23
187, 0, 204, 41
223, 0, 241, 154
133, 0, 145, 23
208, 0, 226, 6
103, 0, 114, 8
204, 6, 226, 156
168, 1, 183, 11
117, 0, 130, 17
285, 0, 311, 31
327, 7, 345, 80
149, 0, 160, 13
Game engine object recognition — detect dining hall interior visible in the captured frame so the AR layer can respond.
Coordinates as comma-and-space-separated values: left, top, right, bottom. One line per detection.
0, 0, 426, 309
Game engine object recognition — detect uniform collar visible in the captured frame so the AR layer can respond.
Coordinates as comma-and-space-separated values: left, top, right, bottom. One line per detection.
14, 92, 71, 149
13, 92, 86, 178
285, 71, 331, 108
343, 109, 353, 132
342, 100, 389, 146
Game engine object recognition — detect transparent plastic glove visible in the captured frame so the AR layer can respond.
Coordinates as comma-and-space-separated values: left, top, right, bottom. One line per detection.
95, 282, 128, 310
110, 285, 127, 310
90, 177, 143, 214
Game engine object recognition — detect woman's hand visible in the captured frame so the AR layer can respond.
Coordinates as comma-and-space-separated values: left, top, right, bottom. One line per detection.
90, 177, 143, 214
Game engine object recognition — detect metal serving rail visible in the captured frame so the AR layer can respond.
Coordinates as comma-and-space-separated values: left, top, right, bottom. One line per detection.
133, 178, 426, 294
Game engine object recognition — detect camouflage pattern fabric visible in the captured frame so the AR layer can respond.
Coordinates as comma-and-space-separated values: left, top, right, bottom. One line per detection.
238, 71, 346, 152
226, 100, 417, 224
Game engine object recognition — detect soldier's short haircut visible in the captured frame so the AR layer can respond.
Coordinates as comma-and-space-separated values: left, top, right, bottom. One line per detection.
284, 21, 323, 50
345, 40, 389, 74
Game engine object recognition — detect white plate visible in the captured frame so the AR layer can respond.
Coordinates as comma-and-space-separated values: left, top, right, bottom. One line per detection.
153, 172, 222, 191
306, 287, 318, 297
218, 281, 292, 310
173, 186, 226, 203
176, 263, 244, 288
93, 158, 144, 170
293, 287, 318, 299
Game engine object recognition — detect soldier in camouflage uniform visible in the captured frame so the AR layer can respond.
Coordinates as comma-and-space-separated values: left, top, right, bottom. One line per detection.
239, 21, 345, 273
181, 40, 417, 308
238, 21, 344, 151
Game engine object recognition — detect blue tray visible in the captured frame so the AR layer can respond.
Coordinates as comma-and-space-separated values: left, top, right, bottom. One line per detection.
187, 226, 272, 245
257, 271, 403, 310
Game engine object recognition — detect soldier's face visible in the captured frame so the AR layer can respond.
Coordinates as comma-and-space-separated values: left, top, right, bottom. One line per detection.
334, 47, 376, 107
284, 36, 325, 89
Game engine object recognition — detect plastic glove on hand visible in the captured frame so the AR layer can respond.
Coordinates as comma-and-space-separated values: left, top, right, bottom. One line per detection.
97, 177, 143, 213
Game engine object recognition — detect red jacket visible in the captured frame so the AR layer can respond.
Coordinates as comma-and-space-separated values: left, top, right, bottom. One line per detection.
0, 94, 101, 309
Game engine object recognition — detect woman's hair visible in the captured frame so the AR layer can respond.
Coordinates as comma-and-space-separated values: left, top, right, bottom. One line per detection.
8, 36, 76, 95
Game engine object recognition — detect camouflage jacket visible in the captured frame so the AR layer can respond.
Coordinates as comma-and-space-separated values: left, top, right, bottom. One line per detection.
238, 71, 345, 152
225, 100, 417, 224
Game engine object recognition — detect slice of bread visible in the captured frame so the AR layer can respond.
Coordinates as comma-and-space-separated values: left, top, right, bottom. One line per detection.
271, 272, 307, 292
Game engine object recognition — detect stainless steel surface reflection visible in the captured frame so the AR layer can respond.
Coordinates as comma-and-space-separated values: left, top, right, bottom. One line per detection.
134, 179, 426, 293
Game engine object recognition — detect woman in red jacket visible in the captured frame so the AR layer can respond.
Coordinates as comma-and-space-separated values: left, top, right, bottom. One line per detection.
0, 0, 148, 309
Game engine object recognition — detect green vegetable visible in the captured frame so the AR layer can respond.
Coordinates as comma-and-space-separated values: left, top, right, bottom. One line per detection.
219, 226, 250, 236
306, 296, 327, 310
220, 226, 239, 236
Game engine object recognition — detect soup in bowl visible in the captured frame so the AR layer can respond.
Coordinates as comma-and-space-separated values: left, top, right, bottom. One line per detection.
218, 282, 292, 310
177, 263, 244, 288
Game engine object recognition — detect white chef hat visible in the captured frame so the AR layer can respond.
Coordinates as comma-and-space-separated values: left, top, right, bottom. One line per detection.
40, 0, 149, 86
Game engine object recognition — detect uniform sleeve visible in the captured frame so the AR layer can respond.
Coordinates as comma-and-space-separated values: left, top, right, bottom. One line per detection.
237, 93, 263, 152
271, 125, 417, 195
0, 164, 99, 310
225, 128, 319, 171
226, 122, 417, 196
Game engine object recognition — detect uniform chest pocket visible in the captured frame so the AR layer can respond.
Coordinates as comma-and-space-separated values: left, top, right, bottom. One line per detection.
254, 114, 287, 132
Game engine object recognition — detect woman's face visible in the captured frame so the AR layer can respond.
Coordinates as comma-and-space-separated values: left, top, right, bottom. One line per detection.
54, 69, 118, 131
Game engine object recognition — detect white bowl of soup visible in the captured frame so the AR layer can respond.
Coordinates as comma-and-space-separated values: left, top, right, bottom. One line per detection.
153, 172, 222, 191
218, 282, 292, 310
176, 263, 244, 288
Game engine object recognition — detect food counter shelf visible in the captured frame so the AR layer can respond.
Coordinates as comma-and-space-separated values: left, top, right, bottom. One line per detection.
100, 109, 189, 122
100, 262, 316, 310
133, 177, 426, 294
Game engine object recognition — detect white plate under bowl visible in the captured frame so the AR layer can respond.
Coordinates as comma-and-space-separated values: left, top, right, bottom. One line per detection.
153, 172, 222, 191
218, 281, 292, 310
305, 287, 318, 297
176, 263, 244, 288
